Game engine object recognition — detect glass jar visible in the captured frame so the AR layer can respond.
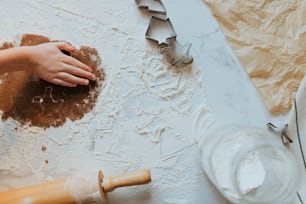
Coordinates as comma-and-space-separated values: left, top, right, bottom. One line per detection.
199, 125, 300, 204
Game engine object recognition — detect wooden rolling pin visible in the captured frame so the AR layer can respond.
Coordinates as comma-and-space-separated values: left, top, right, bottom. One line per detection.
0, 169, 151, 204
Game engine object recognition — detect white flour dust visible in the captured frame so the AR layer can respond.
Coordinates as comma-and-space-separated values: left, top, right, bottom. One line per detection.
0, 1, 212, 203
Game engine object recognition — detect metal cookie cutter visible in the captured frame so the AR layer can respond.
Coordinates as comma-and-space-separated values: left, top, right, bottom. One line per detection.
145, 16, 176, 46
160, 38, 193, 67
135, 0, 167, 15
137, 0, 193, 68
267, 122, 293, 145
145, 16, 193, 67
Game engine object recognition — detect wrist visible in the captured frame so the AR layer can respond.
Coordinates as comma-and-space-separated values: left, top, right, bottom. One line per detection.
17, 46, 33, 72
5, 46, 33, 72
0, 45, 34, 73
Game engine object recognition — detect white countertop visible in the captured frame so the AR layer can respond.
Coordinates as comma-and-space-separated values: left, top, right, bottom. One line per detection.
0, 0, 287, 203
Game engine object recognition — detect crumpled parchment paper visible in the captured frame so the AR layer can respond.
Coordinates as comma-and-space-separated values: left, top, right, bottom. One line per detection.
204, 0, 306, 115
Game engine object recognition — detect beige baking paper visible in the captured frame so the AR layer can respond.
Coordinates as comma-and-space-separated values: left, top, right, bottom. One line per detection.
204, 0, 306, 115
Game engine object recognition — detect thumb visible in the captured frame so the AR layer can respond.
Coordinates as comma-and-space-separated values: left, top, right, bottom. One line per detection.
54, 41, 76, 52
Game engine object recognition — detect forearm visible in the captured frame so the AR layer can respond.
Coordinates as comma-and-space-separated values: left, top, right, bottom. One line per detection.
0, 46, 31, 73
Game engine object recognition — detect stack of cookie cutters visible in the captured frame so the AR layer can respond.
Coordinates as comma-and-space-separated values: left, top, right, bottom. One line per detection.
135, 0, 193, 68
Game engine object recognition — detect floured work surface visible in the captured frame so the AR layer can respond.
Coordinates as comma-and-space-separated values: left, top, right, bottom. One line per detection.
0, 34, 104, 128
204, 0, 306, 115
0, 1, 246, 203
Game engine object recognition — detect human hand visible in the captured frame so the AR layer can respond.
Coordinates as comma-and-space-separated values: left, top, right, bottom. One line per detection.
27, 42, 96, 87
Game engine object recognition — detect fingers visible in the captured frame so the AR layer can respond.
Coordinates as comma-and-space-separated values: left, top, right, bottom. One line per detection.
53, 63, 95, 87
51, 78, 77, 87
43, 42, 97, 87
63, 54, 93, 72
56, 72, 90, 86
51, 71, 93, 87
54, 42, 93, 73
63, 64, 96, 81
58, 46, 96, 84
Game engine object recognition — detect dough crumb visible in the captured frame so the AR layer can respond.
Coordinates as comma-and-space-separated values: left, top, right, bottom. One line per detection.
41, 145, 47, 151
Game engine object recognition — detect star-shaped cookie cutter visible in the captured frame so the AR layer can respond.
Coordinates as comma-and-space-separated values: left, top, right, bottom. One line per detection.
145, 16, 177, 46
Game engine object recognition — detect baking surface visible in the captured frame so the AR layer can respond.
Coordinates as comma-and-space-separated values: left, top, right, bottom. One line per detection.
0, 0, 286, 203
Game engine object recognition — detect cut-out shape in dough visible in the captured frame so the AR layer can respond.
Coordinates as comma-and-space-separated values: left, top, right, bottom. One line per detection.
0, 34, 104, 128
135, 0, 166, 15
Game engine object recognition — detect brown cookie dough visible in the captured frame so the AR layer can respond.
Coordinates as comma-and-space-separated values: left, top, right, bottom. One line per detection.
0, 34, 104, 128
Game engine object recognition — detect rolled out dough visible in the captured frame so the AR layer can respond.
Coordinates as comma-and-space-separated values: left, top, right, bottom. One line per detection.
204, 0, 306, 115
0, 34, 104, 128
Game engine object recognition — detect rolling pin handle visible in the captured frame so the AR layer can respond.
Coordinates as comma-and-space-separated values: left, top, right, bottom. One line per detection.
102, 169, 151, 192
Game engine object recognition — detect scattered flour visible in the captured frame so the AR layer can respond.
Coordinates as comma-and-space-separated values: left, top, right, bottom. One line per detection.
0, 0, 212, 203
65, 175, 102, 204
